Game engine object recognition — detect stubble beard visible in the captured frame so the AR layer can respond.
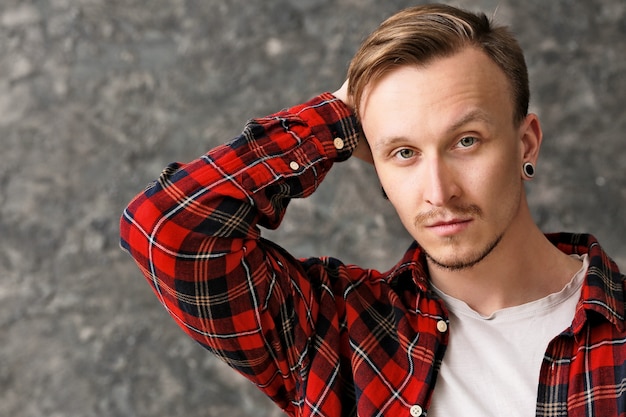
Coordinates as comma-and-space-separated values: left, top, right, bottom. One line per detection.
415, 203, 503, 271
423, 233, 503, 271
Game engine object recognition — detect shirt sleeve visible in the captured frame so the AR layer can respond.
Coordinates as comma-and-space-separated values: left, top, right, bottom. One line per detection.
119, 92, 361, 411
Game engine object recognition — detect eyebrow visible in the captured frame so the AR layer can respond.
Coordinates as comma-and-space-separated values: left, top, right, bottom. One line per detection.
373, 109, 494, 152
448, 109, 493, 133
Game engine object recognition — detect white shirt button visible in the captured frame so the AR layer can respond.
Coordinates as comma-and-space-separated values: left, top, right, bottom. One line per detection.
436, 320, 448, 333
289, 161, 300, 170
333, 137, 345, 150
410, 404, 423, 416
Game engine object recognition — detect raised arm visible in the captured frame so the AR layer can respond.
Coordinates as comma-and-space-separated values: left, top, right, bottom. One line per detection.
120, 92, 361, 411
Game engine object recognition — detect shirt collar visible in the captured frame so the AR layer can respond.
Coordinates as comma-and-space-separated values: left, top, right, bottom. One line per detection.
386, 241, 430, 292
389, 233, 624, 332
548, 233, 625, 333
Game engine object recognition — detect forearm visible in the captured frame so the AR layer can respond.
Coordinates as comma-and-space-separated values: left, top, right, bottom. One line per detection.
119, 92, 360, 406
120, 92, 359, 258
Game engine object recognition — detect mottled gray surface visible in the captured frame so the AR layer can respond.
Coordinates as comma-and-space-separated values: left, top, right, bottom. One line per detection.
1, 0, 624, 416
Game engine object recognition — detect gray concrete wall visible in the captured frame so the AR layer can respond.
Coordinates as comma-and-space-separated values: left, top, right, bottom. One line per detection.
1, 1, 624, 416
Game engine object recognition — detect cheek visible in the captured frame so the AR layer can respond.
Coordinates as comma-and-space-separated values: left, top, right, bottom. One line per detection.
492, 151, 522, 185
376, 164, 403, 198
470, 155, 523, 208
376, 167, 418, 220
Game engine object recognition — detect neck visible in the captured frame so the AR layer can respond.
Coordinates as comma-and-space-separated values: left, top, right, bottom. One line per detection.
427, 207, 582, 316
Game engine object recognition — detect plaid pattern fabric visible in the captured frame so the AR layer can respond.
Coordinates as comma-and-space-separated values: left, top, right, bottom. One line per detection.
120, 93, 626, 416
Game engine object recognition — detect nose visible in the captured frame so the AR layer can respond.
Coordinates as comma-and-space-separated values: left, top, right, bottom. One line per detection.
423, 157, 460, 207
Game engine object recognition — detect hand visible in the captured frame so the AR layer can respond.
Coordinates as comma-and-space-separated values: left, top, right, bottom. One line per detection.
333, 80, 374, 165
333, 79, 350, 106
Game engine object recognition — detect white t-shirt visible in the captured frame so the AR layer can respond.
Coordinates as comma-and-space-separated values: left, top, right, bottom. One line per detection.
427, 255, 588, 417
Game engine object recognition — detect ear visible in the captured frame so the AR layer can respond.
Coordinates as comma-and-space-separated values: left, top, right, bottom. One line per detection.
519, 113, 542, 165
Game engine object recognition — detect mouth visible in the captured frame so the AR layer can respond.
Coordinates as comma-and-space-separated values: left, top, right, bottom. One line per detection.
425, 218, 473, 236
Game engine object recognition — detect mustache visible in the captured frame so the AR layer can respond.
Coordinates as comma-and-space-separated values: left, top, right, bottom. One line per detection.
414, 204, 483, 226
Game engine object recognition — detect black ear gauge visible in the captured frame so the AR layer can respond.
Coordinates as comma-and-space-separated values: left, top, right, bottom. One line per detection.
523, 162, 535, 178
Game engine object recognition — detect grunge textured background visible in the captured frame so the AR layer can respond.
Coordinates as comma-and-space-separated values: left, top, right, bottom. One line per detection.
1, 1, 624, 416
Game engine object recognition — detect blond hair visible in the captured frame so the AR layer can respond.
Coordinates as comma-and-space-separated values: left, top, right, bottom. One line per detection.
348, 4, 529, 125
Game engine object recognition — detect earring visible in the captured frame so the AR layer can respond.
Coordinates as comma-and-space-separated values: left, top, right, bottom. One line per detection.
523, 162, 535, 178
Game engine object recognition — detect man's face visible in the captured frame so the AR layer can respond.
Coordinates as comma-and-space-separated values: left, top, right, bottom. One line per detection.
360, 47, 534, 270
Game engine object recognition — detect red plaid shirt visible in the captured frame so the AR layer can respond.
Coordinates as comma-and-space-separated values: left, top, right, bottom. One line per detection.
120, 93, 626, 416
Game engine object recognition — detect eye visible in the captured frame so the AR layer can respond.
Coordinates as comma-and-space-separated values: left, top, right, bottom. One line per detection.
394, 148, 416, 160
457, 136, 478, 148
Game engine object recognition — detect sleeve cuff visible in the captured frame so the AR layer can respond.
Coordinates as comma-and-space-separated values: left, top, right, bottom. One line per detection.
293, 92, 362, 162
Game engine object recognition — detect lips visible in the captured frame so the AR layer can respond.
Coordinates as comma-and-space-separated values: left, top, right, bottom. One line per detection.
414, 205, 482, 237
425, 218, 472, 236
428, 218, 469, 227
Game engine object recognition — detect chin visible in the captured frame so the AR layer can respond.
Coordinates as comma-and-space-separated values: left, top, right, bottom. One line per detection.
425, 252, 484, 271
423, 234, 503, 271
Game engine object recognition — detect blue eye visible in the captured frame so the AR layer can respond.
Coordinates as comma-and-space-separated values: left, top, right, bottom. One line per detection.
458, 136, 477, 147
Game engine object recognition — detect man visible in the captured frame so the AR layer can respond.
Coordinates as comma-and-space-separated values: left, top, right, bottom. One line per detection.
120, 4, 625, 416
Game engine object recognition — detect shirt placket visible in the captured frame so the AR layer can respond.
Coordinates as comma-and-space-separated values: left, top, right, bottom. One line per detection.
536, 333, 574, 417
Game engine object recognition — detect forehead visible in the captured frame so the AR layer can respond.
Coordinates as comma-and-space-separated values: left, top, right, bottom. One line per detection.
360, 47, 514, 140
